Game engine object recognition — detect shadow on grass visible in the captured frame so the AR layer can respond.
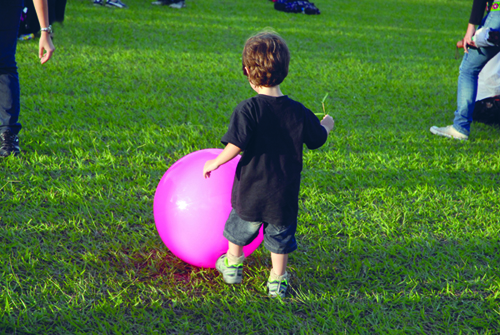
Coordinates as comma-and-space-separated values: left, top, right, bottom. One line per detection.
1, 227, 499, 333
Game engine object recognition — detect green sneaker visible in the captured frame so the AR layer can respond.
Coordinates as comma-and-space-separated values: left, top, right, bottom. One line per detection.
267, 275, 288, 298
216, 254, 243, 284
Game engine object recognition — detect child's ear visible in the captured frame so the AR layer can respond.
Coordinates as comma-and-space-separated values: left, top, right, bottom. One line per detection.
243, 66, 249, 76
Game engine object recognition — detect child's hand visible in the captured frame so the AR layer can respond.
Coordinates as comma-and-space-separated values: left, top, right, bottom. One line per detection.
203, 159, 220, 179
321, 115, 334, 133
203, 143, 241, 178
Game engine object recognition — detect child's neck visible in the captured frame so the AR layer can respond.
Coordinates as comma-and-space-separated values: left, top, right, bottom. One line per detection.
255, 85, 284, 97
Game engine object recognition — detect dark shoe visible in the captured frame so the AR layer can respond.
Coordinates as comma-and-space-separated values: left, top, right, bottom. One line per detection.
151, 0, 172, 5
0, 131, 20, 157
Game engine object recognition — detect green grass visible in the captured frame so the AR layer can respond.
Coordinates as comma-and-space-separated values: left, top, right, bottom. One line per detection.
2, 0, 500, 333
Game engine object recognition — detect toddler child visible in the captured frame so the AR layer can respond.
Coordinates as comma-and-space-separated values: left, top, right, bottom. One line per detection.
203, 30, 334, 298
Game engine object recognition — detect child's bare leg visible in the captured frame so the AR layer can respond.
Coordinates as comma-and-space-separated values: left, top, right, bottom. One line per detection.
228, 241, 244, 257
225, 241, 245, 266
271, 252, 288, 276
268, 252, 289, 298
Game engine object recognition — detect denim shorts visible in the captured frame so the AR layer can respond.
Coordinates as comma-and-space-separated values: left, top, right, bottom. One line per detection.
223, 209, 297, 254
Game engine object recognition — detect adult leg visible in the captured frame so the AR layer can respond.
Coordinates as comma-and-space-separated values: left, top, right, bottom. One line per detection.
0, 0, 23, 136
0, 0, 23, 156
453, 12, 500, 136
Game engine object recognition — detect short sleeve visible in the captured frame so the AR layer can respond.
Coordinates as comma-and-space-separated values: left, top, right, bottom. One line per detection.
303, 108, 328, 150
221, 104, 255, 150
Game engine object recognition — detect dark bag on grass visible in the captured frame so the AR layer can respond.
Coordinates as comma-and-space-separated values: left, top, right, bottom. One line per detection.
473, 96, 500, 126
274, 0, 320, 15
18, 0, 67, 37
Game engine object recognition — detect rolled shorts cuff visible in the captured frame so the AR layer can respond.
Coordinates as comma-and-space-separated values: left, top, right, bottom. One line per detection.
264, 236, 297, 254
223, 209, 298, 255
223, 229, 252, 247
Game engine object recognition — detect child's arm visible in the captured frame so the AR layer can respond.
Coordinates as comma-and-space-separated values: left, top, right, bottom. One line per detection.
304, 110, 333, 149
203, 143, 242, 178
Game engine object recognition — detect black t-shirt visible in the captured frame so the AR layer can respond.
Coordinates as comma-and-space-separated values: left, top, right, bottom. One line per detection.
221, 94, 328, 227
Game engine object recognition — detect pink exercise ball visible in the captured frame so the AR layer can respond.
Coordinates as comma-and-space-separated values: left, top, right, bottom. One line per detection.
154, 149, 264, 268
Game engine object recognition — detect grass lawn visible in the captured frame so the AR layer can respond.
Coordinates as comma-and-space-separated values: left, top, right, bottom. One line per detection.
2, 0, 500, 333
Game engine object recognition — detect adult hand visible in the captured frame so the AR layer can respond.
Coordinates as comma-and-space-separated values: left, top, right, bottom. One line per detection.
39, 33, 55, 64
463, 23, 476, 53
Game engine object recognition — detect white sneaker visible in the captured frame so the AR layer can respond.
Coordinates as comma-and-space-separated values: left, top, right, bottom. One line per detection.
430, 125, 468, 140
169, 0, 185, 8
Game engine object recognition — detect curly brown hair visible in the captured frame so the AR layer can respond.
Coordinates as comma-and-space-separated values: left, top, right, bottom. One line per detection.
242, 31, 290, 87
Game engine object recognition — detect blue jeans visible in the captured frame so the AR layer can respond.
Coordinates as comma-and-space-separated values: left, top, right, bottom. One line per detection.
0, 0, 23, 135
454, 10, 500, 136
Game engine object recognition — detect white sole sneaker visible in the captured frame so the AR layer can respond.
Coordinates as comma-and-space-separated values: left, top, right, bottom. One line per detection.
430, 125, 468, 140
169, 1, 185, 8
